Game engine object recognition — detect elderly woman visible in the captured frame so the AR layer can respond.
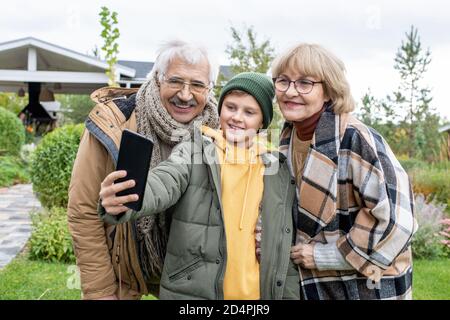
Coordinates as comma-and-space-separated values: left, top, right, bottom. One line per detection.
271, 43, 417, 300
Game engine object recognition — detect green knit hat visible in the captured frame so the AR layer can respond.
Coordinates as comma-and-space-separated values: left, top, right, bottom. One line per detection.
218, 72, 275, 129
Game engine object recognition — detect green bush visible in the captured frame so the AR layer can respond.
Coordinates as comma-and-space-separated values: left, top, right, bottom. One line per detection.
0, 93, 27, 115
441, 218, 450, 257
30, 124, 84, 208
29, 207, 75, 263
0, 155, 30, 187
412, 194, 447, 259
409, 163, 450, 212
19, 143, 36, 165
398, 157, 427, 172
0, 107, 25, 156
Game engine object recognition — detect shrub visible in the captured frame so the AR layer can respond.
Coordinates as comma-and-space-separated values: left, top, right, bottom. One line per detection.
29, 207, 75, 263
398, 157, 427, 172
0, 155, 30, 187
30, 124, 84, 208
412, 194, 447, 259
409, 163, 450, 212
440, 218, 450, 257
0, 92, 27, 115
20, 143, 36, 165
0, 107, 25, 156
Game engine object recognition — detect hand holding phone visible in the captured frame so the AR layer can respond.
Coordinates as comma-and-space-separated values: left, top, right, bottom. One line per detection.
114, 129, 154, 211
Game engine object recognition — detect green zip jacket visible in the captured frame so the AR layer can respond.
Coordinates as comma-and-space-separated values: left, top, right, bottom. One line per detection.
100, 129, 300, 300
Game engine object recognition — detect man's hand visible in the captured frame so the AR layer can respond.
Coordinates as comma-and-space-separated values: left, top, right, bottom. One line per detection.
290, 243, 316, 269
99, 170, 139, 215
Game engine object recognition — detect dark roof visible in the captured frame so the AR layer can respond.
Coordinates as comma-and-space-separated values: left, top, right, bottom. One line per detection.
118, 60, 154, 79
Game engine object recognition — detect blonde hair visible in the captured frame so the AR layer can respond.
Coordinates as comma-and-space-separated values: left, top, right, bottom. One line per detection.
271, 43, 355, 114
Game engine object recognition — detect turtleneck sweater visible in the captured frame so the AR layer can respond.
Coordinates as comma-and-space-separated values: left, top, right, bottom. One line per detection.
293, 105, 325, 141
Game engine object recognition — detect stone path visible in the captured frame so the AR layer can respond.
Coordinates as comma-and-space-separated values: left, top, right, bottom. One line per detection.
0, 184, 41, 270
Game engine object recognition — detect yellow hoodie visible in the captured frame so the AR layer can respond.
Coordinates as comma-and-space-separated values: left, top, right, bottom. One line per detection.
202, 126, 268, 300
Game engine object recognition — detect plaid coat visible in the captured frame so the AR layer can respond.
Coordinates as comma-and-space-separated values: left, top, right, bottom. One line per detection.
280, 105, 417, 300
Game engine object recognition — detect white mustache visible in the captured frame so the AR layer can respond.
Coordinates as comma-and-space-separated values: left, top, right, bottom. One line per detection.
170, 96, 198, 107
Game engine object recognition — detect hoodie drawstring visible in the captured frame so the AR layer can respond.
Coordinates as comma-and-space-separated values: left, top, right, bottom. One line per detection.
220, 146, 229, 185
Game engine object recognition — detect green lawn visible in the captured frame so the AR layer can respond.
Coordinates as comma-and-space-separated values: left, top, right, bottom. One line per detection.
1, 252, 448, 300
0, 252, 80, 300
0, 251, 155, 300
413, 258, 450, 300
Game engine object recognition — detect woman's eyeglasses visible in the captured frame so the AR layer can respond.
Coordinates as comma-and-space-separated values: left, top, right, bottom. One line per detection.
272, 77, 323, 94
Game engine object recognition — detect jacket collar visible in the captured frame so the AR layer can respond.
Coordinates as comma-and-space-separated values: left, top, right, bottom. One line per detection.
85, 87, 139, 165
90, 86, 139, 104
280, 101, 349, 164
199, 126, 282, 168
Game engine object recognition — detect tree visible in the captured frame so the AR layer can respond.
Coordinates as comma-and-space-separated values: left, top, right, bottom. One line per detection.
57, 94, 95, 124
215, 25, 276, 97
357, 89, 403, 151
392, 25, 440, 159
358, 89, 383, 128
357, 26, 443, 161
99, 6, 120, 87
0, 92, 28, 115
227, 25, 275, 74
217, 25, 283, 143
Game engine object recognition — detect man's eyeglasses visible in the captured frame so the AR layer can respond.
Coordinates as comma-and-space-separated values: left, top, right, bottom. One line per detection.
162, 76, 212, 94
272, 77, 323, 94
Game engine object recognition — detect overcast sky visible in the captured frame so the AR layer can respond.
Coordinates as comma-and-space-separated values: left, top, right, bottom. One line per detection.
1, 0, 449, 119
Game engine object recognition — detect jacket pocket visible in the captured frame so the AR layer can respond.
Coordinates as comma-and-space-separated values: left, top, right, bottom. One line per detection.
168, 256, 203, 282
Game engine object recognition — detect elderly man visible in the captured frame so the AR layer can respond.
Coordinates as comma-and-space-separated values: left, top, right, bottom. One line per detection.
67, 40, 219, 300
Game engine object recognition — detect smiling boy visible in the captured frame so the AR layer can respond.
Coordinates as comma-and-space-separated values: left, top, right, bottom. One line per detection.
98, 72, 300, 300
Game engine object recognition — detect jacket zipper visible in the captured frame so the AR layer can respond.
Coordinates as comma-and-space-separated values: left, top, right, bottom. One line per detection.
98, 95, 127, 104
209, 163, 226, 300
116, 243, 122, 298
112, 95, 127, 101
271, 206, 285, 299
279, 178, 296, 299
269, 164, 294, 299
215, 214, 226, 300
168, 257, 202, 281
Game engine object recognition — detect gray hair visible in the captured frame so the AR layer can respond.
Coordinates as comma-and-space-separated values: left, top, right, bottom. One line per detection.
152, 40, 215, 83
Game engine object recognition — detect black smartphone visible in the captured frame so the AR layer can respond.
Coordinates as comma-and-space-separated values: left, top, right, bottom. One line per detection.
115, 129, 154, 211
